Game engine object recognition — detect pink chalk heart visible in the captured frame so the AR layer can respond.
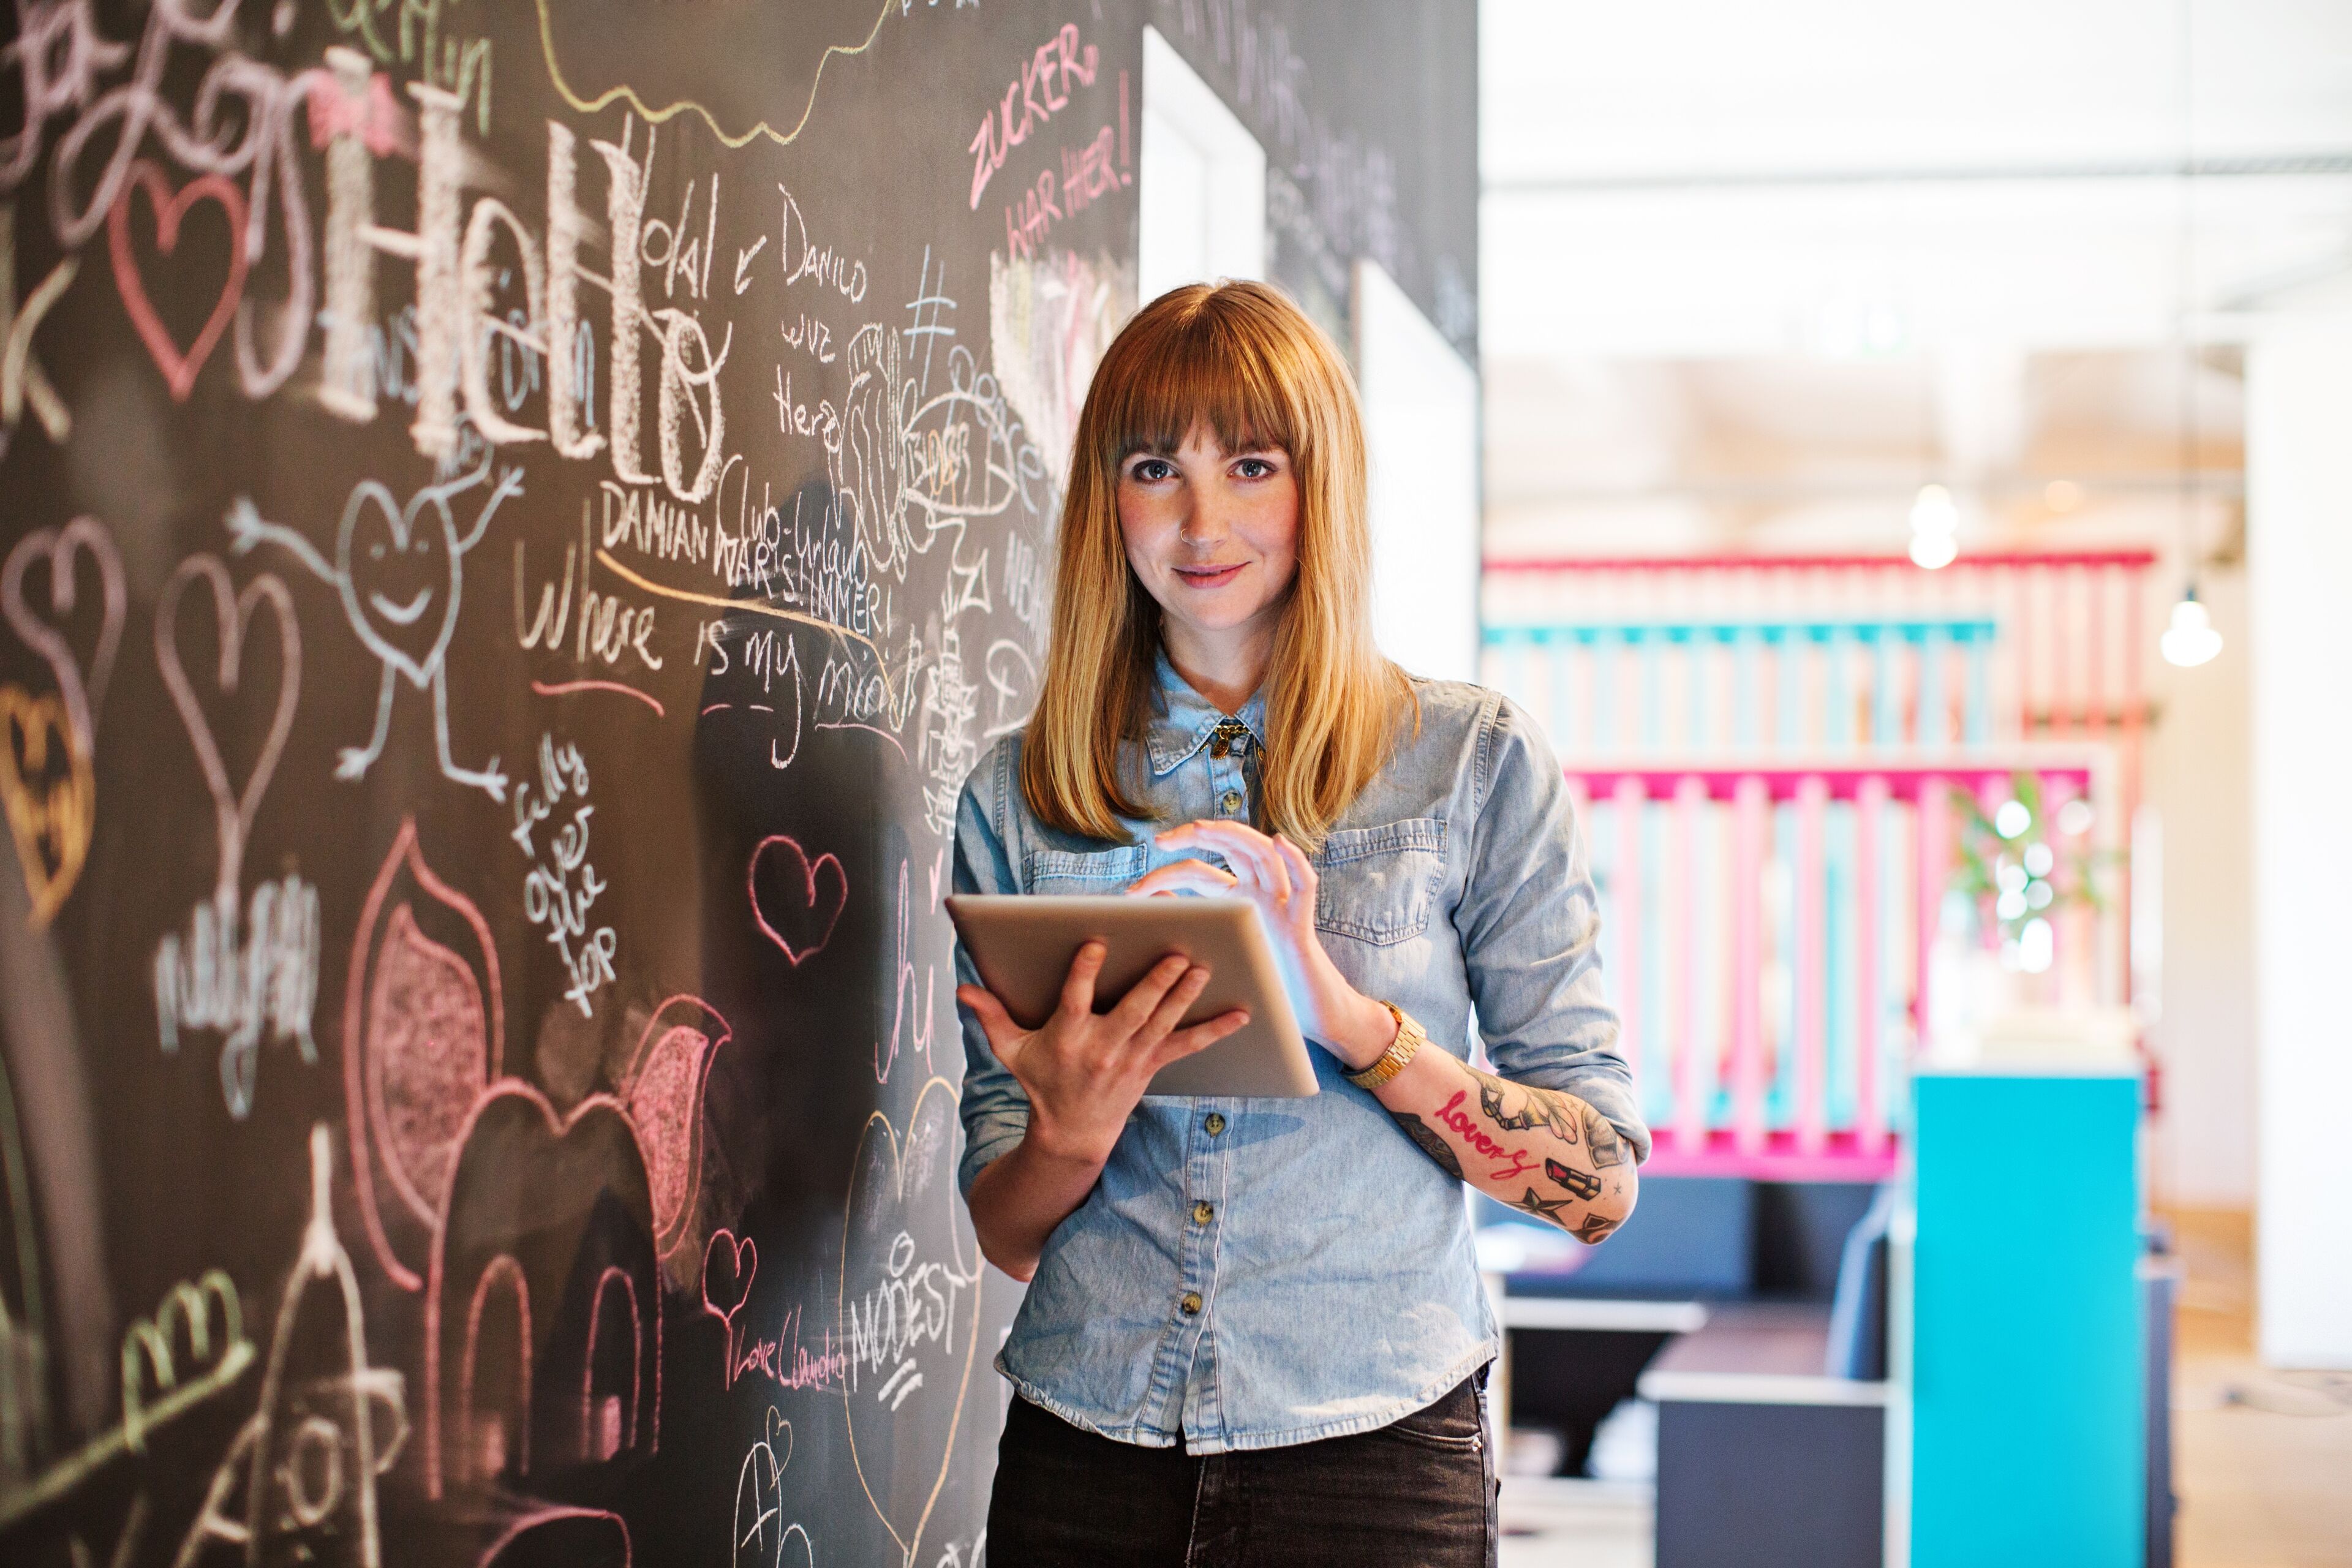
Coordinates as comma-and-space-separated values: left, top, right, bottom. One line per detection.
749, 835, 846, 965
107, 160, 248, 402
700, 1229, 756, 1333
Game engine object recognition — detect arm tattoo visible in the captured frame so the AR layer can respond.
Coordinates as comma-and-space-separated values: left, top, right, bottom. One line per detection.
1392, 1113, 1465, 1180
1512, 1187, 1572, 1223
1545, 1158, 1601, 1202
1574, 1212, 1619, 1244
1474, 1072, 1580, 1142
1581, 1102, 1628, 1169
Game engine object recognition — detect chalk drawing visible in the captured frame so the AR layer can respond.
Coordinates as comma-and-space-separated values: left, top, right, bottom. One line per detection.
531, 0, 898, 151
0, 518, 126, 924
0, 203, 76, 448
228, 459, 520, 799
343, 816, 503, 1294
0, 1267, 256, 1530
477, 1504, 633, 1568
106, 159, 248, 402
424, 1081, 660, 1499
842, 1076, 982, 1567
748, 835, 846, 967
620, 995, 733, 1269
170, 1125, 407, 1568
151, 554, 318, 1117
732, 1406, 815, 1568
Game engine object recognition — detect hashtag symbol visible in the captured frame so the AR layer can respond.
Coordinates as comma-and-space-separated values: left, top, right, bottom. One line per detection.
905, 246, 957, 397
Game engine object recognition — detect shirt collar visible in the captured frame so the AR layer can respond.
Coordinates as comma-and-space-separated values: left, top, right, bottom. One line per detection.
1145, 648, 1267, 776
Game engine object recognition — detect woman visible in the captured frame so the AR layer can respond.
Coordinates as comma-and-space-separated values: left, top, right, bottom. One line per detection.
952, 280, 1647, 1567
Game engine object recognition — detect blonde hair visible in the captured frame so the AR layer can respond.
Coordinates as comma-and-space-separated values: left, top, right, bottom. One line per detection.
1020, 280, 1413, 848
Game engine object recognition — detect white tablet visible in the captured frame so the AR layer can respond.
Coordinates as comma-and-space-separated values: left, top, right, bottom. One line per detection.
944, 894, 1319, 1098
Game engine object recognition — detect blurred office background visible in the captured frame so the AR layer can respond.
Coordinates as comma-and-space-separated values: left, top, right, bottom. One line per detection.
1466, 2, 2352, 1565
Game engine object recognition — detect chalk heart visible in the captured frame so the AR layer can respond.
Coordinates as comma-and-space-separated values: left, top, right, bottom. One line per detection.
700, 1229, 756, 1335
750, 835, 846, 966
841, 1079, 981, 1567
337, 480, 464, 685
154, 558, 300, 868
0, 686, 94, 926
2, 518, 127, 736
107, 159, 249, 403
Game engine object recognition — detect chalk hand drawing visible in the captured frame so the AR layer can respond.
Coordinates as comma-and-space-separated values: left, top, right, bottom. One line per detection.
173, 1126, 408, 1568
342, 816, 503, 1294
0, 1267, 257, 1533
842, 1077, 983, 1568
425, 1081, 660, 1499
227, 459, 522, 800
0, 516, 127, 924
749, 834, 846, 965
733, 1407, 815, 1568
151, 554, 318, 1118
107, 159, 248, 402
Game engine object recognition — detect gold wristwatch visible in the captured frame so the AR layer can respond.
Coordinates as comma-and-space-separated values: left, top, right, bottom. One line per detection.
1346, 1002, 1427, 1090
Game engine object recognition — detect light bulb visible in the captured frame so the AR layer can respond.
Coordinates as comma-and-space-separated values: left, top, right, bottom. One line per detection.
1908, 483, 1959, 570
2161, 592, 2222, 668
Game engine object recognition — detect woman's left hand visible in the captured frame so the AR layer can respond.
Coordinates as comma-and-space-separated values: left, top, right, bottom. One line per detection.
1125, 820, 1397, 1071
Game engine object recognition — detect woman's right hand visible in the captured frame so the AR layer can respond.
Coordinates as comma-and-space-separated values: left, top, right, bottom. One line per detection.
958, 943, 1250, 1168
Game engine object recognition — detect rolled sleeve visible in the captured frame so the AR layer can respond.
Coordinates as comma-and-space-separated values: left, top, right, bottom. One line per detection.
1456, 696, 1652, 1164
953, 743, 1033, 1196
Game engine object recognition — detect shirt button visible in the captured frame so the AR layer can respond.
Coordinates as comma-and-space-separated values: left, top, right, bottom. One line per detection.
1180, 1291, 1203, 1316
1219, 789, 1243, 815
1193, 1200, 1215, 1225
1203, 1112, 1226, 1136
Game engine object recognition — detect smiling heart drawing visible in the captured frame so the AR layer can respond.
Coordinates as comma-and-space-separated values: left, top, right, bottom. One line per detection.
337, 480, 466, 684
107, 159, 249, 402
840, 1076, 982, 1567
0, 687, 94, 925
154, 556, 301, 896
1, 519, 127, 924
750, 834, 847, 965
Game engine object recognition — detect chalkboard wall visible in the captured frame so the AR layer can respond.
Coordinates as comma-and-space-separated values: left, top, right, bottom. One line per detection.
0, 2, 1474, 1562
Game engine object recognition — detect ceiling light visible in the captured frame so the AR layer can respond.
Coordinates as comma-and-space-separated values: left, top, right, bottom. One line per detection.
1909, 483, 1959, 570
2160, 589, 2222, 668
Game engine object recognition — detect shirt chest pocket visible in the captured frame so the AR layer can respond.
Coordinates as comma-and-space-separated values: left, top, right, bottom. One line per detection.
1025, 844, 1148, 894
1314, 818, 1446, 946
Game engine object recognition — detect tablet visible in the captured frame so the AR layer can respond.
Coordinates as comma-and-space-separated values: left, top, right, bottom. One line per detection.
944, 894, 1319, 1098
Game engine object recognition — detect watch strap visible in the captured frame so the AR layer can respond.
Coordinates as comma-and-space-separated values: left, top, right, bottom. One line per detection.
1346, 1002, 1425, 1090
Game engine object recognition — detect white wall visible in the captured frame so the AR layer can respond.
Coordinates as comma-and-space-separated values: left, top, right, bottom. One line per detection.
2247, 300, 2352, 1368
1354, 259, 1482, 683
1137, 26, 1265, 307
2143, 568, 2256, 1208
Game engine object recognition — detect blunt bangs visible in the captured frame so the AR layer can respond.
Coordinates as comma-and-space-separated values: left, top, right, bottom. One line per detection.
1092, 293, 1302, 467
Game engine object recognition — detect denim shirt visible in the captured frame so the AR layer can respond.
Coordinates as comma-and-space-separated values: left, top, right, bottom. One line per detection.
952, 656, 1649, 1453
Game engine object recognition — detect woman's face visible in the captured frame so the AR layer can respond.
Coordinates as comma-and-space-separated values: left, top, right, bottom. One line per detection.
1117, 421, 1300, 680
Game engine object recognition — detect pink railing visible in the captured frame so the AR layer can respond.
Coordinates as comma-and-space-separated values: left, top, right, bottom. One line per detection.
1568, 760, 2107, 1181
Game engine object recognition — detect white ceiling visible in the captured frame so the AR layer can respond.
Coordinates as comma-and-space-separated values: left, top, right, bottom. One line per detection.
1480, 0, 2352, 358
